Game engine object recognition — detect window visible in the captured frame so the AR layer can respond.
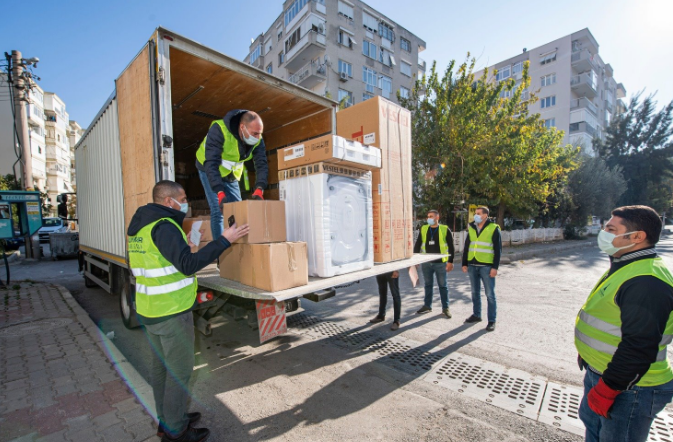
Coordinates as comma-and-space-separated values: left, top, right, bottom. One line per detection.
495, 65, 510, 81
400, 61, 412, 77
338, 29, 354, 48
540, 52, 557, 65
338, 59, 352, 77
399, 86, 410, 99
541, 95, 556, 108
278, 52, 285, 66
266, 63, 273, 74
400, 37, 411, 52
363, 11, 378, 32
338, 0, 354, 20
378, 75, 392, 99
512, 62, 522, 76
285, 28, 301, 53
362, 66, 377, 93
499, 88, 512, 99
544, 118, 556, 128
379, 22, 394, 42
362, 40, 377, 59
379, 49, 394, 67
278, 31, 282, 42
284, 0, 310, 26
363, 92, 374, 101
38, 146, 42, 154
338, 89, 354, 107
249, 45, 261, 64
264, 40, 273, 55
541, 73, 556, 87
57, 134, 60, 142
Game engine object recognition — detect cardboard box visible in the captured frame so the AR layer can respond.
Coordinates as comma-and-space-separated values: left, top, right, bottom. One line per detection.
221, 200, 286, 244
182, 217, 213, 243
337, 96, 413, 263
219, 242, 308, 291
277, 134, 382, 171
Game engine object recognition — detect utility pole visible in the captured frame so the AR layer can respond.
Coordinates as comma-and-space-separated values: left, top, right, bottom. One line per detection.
11, 50, 33, 192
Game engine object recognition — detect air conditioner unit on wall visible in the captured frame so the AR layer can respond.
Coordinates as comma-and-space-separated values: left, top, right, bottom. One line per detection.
339, 72, 348, 82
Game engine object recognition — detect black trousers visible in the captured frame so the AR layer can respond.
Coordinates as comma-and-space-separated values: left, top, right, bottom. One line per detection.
376, 272, 401, 322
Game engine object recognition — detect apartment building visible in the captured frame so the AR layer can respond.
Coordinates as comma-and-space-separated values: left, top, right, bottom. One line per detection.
244, 0, 426, 108
44, 92, 74, 214
476, 28, 627, 154
68, 121, 83, 188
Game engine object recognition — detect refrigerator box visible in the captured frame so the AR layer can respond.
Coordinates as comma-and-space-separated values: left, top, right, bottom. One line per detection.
219, 241, 308, 291
336, 96, 413, 263
221, 200, 286, 244
277, 134, 382, 171
279, 162, 373, 277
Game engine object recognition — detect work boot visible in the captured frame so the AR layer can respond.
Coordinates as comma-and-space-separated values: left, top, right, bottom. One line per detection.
442, 308, 452, 319
464, 315, 482, 323
486, 322, 496, 332
369, 315, 385, 324
390, 321, 400, 331
157, 413, 202, 438
416, 306, 432, 314
161, 427, 210, 442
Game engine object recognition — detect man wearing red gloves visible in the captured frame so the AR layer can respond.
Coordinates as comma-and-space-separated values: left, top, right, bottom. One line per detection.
195, 109, 268, 239
576, 205, 673, 442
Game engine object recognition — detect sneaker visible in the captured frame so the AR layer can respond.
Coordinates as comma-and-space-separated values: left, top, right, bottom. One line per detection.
162, 427, 210, 442
464, 315, 482, 323
442, 308, 452, 319
416, 306, 432, 314
157, 413, 202, 438
369, 316, 385, 324
486, 322, 496, 332
390, 322, 400, 331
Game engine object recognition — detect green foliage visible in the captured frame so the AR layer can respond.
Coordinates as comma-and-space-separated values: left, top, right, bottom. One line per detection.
0, 175, 20, 191
400, 55, 578, 226
594, 94, 673, 212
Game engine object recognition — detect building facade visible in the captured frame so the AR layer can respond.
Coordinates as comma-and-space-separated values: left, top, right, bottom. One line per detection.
244, 0, 426, 108
43, 92, 74, 214
476, 28, 627, 155
68, 121, 83, 188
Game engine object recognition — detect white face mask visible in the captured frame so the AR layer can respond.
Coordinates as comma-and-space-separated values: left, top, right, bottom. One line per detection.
597, 230, 637, 256
241, 126, 260, 146
474, 215, 483, 224
171, 198, 189, 214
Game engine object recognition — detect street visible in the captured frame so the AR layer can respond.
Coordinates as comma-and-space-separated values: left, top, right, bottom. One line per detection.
7, 238, 673, 441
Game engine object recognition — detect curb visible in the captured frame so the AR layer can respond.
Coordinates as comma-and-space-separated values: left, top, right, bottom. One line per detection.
53, 283, 158, 422
500, 240, 596, 264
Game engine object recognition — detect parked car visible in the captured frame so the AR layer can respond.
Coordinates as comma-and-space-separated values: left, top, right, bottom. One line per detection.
38, 218, 66, 243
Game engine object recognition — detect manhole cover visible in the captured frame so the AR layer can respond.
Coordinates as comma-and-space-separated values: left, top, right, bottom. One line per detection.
0, 318, 73, 337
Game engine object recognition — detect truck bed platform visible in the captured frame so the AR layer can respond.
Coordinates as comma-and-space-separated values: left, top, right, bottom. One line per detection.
196, 254, 444, 302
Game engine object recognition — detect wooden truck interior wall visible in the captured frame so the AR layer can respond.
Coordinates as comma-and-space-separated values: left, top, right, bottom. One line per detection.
169, 47, 333, 206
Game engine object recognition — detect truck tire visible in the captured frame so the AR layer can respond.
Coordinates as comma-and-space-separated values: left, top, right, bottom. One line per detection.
120, 276, 141, 329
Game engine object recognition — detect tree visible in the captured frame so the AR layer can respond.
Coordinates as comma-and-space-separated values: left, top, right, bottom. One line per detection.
0, 174, 20, 191
595, 94, 673, 212
401, 56, 578, 226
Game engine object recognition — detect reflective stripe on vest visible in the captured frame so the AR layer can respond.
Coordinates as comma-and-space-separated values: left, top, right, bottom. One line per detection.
195, 119, 260, 181
468, 223, 499, 264
128, 217, 198, 318
420, 224, 450, 263
575, 257, 673, 387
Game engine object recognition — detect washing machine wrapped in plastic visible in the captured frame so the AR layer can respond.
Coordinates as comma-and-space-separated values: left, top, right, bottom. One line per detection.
280, 164, 373, 277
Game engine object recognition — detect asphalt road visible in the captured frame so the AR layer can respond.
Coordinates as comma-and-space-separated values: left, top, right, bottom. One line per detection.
8, 238, 673, 441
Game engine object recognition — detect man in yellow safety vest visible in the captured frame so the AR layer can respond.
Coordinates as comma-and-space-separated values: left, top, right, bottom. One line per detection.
462, 206, 501, 332
128, 180, 249, 442
576, 205, 673, 442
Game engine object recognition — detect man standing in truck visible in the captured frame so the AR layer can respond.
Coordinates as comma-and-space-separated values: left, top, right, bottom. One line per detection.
196, 110, 269, 240
128, 180, 249, 442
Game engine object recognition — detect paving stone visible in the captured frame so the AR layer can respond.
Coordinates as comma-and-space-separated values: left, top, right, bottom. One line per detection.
112, 398, 141, 414
92, 410, 122, 430
35, 430, 67, 442
96, 423, 129, 442
52, 376, 75, 388
8, 433, 38, 442
66, 426, 98, 442
2, 396, 32, 414
3, 379, 28, 392
63, 414, 93, 432
127, 420, 157, 442
54, 383, 78, 398
3, 388, 29, 402
77, 382, 103, 395
118, 407, 149, 426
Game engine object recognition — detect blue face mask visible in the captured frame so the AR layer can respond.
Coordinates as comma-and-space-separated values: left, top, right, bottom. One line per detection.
171, 198, 189, 214
473, 215, 483, 224
242, 126, 260, 146
427, 218, 435, 226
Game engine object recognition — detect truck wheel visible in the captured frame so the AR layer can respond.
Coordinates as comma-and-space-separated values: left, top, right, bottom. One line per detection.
120, 277, 141, 329
84, 275, 97, 288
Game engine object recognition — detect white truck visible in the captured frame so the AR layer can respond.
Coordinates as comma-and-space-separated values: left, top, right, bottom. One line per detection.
75, 28, 436, 340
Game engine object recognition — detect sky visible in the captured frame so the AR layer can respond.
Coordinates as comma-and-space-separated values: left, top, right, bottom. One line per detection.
1, 0, 671, 128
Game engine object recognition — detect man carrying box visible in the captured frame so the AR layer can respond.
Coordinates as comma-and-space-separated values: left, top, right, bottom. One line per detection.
195, 110, 269, 240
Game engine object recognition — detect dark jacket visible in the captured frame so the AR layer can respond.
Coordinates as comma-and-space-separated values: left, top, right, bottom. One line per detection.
413, 224, 455, 264
127, 203, 231, 324
461, 220, 502, 269
194, 109, 269, 194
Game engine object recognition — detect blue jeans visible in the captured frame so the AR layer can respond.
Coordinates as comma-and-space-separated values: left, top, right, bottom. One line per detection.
579, 369, 673, 442
421, 262, 449, 309
468, 265, 497, 323
198, 169, 242, 239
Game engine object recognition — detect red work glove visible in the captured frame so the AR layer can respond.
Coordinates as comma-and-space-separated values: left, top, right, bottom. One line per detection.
217, 191, 226, 206
587, 378, 621, 418
251, 188, 264, 200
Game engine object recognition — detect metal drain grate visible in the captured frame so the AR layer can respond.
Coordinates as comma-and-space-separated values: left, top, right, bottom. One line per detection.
363, 337, 445, 373
537, 382, 583, 435
650, 411, 673, 442
427, 354, 546, 420
286, 312, 323, 329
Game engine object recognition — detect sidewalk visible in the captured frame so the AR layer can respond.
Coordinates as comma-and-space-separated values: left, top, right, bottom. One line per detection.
454, 239, 596, 264
0, 282, 157, 442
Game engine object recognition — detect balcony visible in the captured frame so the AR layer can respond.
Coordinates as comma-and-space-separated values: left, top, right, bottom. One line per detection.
250, 55, 264, 70
571, 49, 597, 73
418, 57, 426, 72
570, 97, 598, 116
569, 121, 597, 138
288, 60, 327, 89
571, 73, 598, 98
285, 30, 326, 71
617, 98, 628, 115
